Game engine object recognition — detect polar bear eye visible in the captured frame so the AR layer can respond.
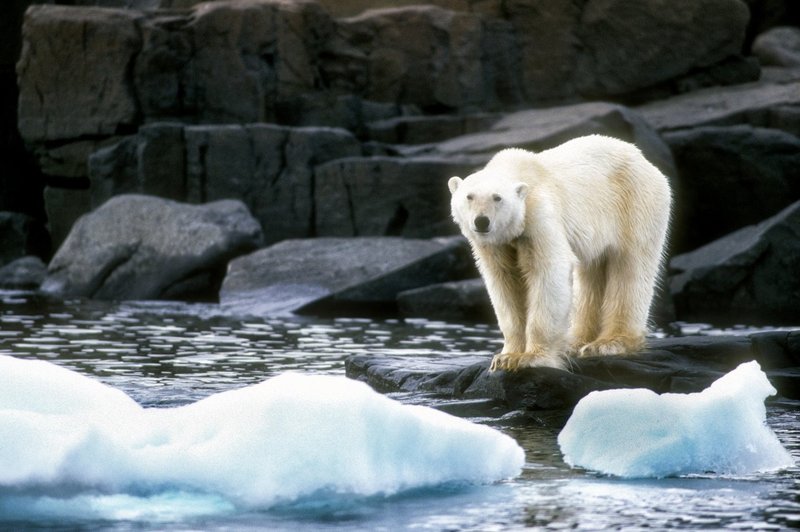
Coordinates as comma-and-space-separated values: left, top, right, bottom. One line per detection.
492, 194, 502, 202
466, 194, 474, 201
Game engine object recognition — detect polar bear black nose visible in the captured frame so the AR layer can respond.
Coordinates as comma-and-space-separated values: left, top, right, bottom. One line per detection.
474, 215, 490, 232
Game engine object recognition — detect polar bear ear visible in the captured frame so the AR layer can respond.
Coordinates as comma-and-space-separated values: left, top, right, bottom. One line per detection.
448, 176, 463, 194
515, 182, 529, 199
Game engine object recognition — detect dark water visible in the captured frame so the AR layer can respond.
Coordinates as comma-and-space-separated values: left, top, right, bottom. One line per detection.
1, 291, 798, 531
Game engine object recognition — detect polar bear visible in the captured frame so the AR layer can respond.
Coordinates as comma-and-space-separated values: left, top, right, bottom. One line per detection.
448, 135, 671, 371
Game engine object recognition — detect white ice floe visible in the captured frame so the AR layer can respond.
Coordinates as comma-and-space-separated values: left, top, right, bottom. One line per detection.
0, 355, 524, 511
558, 360, 794, 478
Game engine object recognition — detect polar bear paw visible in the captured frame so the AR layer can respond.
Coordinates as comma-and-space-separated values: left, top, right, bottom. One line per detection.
490, 349, 565, 372
578, 335, 645, 357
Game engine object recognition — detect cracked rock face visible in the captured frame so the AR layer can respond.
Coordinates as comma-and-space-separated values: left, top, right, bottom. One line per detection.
40, 194, 263, 301
88, 123, 361, 246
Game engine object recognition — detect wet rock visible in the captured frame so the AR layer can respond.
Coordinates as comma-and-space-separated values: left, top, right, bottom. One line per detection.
314, 156, 479, 238
397, 278, 492, 322
664, 125, 800, 251
219, 236, 475, 316
669, 200, 800, 325
346, 331, 800, 424
0, 256, 47, 290
0, 211, 50, 266
41, 194, 263, 301
753, 26, 800, 67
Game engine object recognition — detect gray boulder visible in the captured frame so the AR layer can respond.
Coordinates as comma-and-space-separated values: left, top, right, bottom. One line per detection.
664, 125, 800, 251
0, 256, 47, 290
41, 195, 263, 301
669, 200, 800, 325
753, 26, 800, 67
220, 236, 475, 316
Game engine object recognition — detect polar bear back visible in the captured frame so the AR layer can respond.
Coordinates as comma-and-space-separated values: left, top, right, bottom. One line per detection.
487, 136, 671, 263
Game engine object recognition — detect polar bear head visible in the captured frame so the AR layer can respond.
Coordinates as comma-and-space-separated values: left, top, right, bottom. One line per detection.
448, 170, 529, 245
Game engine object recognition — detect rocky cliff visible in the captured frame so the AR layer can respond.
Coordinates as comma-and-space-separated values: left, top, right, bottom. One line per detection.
1, 0, 799, 326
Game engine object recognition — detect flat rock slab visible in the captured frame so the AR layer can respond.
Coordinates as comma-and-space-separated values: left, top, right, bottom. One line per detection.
346, 331, 800, 424
220, 236, 475, 316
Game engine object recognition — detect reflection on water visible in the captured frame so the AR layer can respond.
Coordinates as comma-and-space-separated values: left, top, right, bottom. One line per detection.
1, 290, 799, 530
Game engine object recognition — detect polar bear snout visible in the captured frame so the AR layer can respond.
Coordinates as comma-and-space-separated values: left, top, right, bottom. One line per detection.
474, 215, 491, 233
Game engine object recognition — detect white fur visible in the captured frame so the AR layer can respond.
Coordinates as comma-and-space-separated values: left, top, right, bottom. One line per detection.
449, 135, 672, 371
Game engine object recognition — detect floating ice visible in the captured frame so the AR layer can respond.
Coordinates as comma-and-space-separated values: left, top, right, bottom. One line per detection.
558, 361, 794, 478
0, 355, 524, 514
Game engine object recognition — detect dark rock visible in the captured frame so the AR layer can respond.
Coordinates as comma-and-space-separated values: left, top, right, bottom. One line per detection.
503, 0, 751, 103
570, 0, 750, 98
669, 200, 800, 325
753, 26, 800, 67
140, 0, 333, 124
743, 0, 800, 43
346, 330, 800, 425
89, 122, 187, 206
670, 54, 761, 95
183, 124, 361, 244
0, 255, 47, 290
17, 0, 756, 160
277, 93, 413, 133
664, 125, 800, 251
219, 236, 475, 316
43, 186, 92, 251
87, 123, 361, 245
16, 5, 142, 142
397, 278, 492, 322
314, 156, 479, 238
407, 102, 676, 179
323, 5, 521, 110
0, 211, 50, 266
366, 114, 499, 145
636, 79, 800, 133
41, 194, 263, 301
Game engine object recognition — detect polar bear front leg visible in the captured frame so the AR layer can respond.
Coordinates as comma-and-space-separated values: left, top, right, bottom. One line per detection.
491, 244, 572, 371
473, 245, 527, 359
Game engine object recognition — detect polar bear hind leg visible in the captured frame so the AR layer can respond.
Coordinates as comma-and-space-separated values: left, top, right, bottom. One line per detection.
579, 247, 659, 357
569, 257, 607, 353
